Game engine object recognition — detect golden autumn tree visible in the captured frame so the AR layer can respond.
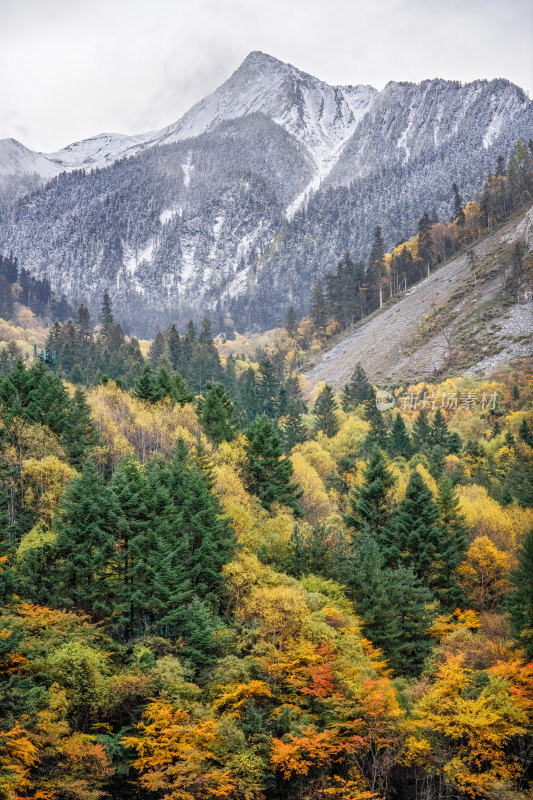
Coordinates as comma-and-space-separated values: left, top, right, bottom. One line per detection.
404, 655, 530, 797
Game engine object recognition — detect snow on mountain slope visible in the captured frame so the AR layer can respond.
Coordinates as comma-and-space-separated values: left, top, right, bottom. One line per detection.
1, 52, 532, 335
157, 52, 376, 188
1, 52, 376, 205
0, 138, 59, 178
2, 53, 530, 217
324, 78, 531, 188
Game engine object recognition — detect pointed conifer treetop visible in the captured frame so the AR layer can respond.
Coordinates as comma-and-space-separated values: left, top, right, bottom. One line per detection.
197, 382, 235, 445
392, 469, 442, 584
244, 414, 303, 517
345, 447, 396, 535
313, 384, 338, 438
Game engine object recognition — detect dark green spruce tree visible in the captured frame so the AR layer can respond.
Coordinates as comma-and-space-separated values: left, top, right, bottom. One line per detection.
433, 477, 469, 609
391, 470, 442, 588
389, 412, 411, 458
345, 448, 396, 539
53, 460, 119, 619
110, 456, 161, 639
386, 565, 436, 676
281, 399, 307, 452
348, 527, 401, 660
134, 364, 157, 402
285, 305, 298, 338
431, 408, 451, 451
412, 408, 433, 453
363, 393, 389, 452
518, 418, 533, 448
244, 414, 303, 516
310, 280, 327, 334
197, 382, 235, 444
341, 363, 373, 409
62, 387, 100, 469
172, 371, 195, 406
257, 358, 280, 419
313, 384, 338, 438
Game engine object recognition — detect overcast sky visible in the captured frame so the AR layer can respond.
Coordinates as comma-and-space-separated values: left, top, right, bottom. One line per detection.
1, 0, 532, 152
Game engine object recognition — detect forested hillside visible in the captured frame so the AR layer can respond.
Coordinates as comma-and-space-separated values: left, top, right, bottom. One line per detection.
0, 322, 532, 798
0, 66, 532, 800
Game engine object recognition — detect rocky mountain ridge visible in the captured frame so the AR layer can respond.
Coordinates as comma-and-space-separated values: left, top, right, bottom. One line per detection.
0, 52, 531, 334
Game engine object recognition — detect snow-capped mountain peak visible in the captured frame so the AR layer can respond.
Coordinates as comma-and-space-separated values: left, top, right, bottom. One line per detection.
1, 53, 531, 336
1, 51, 377, 208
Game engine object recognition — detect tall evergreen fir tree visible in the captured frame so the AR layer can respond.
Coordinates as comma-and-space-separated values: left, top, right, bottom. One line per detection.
62, 387, 100, 469
54, 460, 119, 619
285, 305, 298, 338
348, 527, 401, 660
313, 384, 338, 438
418, 212, 434, 276
257, 358, 280, 419
434, 477, 469, 609
349, 529, 435, 676
148, 331, 170, 370
244, 414, 303, 516
167, 324, 183, 371
192, 439, 215, 489
153, 365, 173, 401
431, 408, 450, 450
134, 364, 157, 402
172, 371, 195, 406
194, 317, 223, 390
518, 418, 533, 447
223, 354, 239, 402
346, 363, 373, 407
239, 366, 260, 425
310, 280, 327, 333
386, 565, 436, 676
389, 412, 411, 458
197, 382, 235, 444
452, 182, 465, 225
100, 291, 114, 338
276, 384, 289, 419
412, 408, 433, 453
110, 456, 160, 638
145, 461, 192, 636
281, 399, 307, 452
363, 393, 389, 452
345, 448, 396, 538
171, 465, 235, 606
76, 304, 93, 343
183, 597, 217, 670
391, 470, 442, 586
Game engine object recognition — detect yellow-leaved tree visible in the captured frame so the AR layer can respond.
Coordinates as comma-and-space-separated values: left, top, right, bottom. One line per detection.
404, 655, 530, 797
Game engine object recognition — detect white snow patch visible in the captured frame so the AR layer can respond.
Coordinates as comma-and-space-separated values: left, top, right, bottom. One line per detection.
182, 152, 194, 188
123, 240, 155, 274
397, 105, 417, 161
209, 214, 225, 259
483, 111, 505, 149
159, 206, 180, 225
179, 236, 196, 283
